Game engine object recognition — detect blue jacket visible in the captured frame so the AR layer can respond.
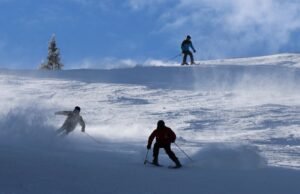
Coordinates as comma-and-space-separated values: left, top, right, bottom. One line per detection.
181, 39, 195, 52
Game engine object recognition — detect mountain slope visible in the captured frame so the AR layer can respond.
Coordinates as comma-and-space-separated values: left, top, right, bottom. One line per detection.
1, 53, 300, 193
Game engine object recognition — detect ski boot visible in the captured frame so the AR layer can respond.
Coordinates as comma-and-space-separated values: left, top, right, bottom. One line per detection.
173, 159, 182, 168
152, 158, 161, 166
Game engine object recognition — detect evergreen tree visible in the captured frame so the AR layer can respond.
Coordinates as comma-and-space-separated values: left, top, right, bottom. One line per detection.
39, 35, 64, 70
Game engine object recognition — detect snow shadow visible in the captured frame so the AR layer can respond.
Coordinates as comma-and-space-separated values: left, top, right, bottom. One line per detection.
193, 143, 267, 169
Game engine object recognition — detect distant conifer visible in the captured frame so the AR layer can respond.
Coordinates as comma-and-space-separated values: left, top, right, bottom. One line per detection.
39, 34, 64, 70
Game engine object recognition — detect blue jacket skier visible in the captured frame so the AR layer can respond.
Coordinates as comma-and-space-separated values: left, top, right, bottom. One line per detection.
181, 35, 196, 65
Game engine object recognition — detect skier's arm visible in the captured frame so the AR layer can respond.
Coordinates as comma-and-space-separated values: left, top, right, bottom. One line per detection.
55, 111, 72, 116
79, 116, 85, 132
147, 130, 157, 149
181, 42, 185, 52
190, 42, 196, 52
169, 128, 176, 143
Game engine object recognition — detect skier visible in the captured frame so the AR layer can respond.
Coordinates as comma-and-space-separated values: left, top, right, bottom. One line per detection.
55, 106, 85, 136
147, 120, 182, 168
181, 35, 196, 65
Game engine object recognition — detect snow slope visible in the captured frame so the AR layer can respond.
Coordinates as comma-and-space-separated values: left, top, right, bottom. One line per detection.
198, 53, 300, 67
1, 53, 300, 193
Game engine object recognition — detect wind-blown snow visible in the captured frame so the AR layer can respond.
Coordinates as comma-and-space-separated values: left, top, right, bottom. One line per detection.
194, 144, 267, 169
1, 53, 300, 194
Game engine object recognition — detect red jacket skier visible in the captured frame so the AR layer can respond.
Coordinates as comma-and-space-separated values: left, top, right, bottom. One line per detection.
147, 120, 182, 168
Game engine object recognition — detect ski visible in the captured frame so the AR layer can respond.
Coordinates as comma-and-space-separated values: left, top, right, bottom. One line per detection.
144, 160, 163, 167
145, 160, 183, 169
168, 165, 182, 169
180, 63, 200, 66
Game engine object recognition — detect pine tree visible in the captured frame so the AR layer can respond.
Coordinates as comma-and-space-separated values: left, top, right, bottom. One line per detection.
39, 34, 64, 70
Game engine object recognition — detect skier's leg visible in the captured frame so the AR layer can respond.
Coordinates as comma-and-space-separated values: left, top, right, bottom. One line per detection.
61, 128, 73, 136
65, 129, 72, 135
58, 130, 68, 137
182, 53, 188, 65
153, 142, 160, 165
164, 144, 177, 161
56, 127, 65, 135
164, 144, 182, 167
190, 52, 195, 64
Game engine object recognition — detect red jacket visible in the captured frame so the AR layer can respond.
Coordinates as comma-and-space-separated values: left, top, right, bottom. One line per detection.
148, 127, 176, 145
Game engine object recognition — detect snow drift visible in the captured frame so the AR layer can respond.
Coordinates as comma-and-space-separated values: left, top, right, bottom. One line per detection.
1, 54, 300, 93
194, 144, 267, 169
0, 107, 55, 142
0, 106, 81, 152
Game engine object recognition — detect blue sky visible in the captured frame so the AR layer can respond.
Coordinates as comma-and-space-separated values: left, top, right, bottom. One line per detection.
1, 0, 300, 69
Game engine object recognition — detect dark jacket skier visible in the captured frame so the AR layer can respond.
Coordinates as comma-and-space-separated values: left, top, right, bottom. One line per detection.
181, 35, 196, 65
55, 106, 85, 136
147, 120, 182, 168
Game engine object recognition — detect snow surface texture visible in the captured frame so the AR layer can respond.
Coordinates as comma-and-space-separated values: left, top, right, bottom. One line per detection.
1, 54, 300, 194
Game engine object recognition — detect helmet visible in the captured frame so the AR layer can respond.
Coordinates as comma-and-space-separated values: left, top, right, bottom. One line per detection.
74, 106, 81, 112
187, 35, 191, 39
157, 120, 165, 129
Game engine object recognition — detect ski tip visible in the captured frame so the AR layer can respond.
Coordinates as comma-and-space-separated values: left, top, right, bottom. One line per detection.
168, 165, 182, 169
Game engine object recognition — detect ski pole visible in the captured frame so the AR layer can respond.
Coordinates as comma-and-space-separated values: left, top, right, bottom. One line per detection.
167, 53, 182, 61
174, 142, 193, 162
84, 132, 102, 145
144, 150, 149, 165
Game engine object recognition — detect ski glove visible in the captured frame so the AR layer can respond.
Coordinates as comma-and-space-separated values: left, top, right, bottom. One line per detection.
147, 144, 151, 150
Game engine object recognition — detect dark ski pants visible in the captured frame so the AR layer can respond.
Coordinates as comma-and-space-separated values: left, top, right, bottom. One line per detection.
153, 142, 179, 163
182, 51, 194, 65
